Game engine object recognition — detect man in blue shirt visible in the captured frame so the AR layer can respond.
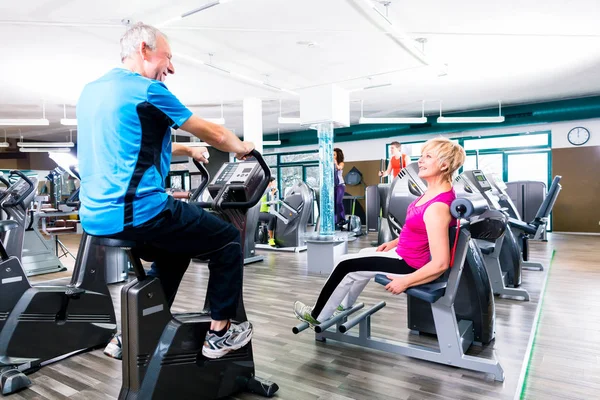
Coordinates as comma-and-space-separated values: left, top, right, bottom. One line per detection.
77, 22, 254, 360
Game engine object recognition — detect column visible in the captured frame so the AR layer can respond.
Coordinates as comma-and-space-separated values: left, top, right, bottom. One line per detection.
317, 122, 335, 236
243, 98, 263, 154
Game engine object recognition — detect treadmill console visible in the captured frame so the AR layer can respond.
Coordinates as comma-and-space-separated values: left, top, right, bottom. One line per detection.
456, 170, 502, 210
471, 170, 492, 191
208, 161, 264, 202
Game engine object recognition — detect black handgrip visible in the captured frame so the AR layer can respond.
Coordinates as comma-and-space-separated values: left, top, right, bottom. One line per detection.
69, 165, 80, 180
65, 187, 80, 206
521, 234, 529, 262
374, 274, 392, 286
0, 176, 9, 187
190, 159, 211, 202
220, 150, 271, 210
4, 170, 35, 208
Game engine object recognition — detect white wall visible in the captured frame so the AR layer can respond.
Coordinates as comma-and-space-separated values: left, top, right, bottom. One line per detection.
265, 117, 600, 161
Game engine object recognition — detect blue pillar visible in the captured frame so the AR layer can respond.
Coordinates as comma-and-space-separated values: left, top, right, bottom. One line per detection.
318, 122, 335, 236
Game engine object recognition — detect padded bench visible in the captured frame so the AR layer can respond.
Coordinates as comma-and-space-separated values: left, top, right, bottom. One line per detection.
374, 274, 447, 304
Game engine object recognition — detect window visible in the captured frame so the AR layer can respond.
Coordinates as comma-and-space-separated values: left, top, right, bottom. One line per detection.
403, 142, 426, 158
270, 168, 278, 195
507, 152, 549, 184
463, 153, 504, 181
280, 152, 319, 163
264, 154, 278, 167
262, 151, 319, 198
304, 166, 320, 189
280, 166, 302, 197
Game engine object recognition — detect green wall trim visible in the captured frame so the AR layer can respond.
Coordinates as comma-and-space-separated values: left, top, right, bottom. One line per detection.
265, 95, 600, 147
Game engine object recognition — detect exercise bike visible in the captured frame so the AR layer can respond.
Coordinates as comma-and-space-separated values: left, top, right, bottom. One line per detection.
0, 170, 116, 395
93, 151, 278, 399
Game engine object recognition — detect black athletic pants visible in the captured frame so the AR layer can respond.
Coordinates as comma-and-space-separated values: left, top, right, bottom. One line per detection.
108, 196, 242, 321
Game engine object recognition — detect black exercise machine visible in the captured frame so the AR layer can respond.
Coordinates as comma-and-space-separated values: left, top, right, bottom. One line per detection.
0, 171, 117, 395
94, 151, 278, 399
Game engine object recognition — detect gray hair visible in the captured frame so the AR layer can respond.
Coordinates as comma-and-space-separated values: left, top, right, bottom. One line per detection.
119, 22, 166, 62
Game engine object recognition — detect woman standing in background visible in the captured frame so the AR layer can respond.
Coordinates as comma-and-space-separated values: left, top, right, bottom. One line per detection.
334, 148, 346, 229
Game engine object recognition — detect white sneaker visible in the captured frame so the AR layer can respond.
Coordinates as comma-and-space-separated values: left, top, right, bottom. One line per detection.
103, 334, 122, 360
202, 321, 253, 359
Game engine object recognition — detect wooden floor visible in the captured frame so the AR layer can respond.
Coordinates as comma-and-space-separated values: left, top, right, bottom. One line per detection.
17, 231, 598, 400
521, 234, 600, 400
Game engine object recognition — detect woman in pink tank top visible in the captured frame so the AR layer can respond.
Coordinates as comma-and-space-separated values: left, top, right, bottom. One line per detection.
294, 138, 466, 326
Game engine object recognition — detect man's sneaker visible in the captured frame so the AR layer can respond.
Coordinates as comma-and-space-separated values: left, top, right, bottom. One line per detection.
103, 334, 122, 360
293, 301, 320, 328
202, 321, 253, 359
268, 238, 276, 247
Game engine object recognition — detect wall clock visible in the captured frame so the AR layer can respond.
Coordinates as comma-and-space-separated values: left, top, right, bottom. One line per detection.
567, 127, 590, 146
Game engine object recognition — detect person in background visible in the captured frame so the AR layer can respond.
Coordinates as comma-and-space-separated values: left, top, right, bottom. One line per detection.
379, 141, 410, 181
333, 148, 346, 229
259, 177, 278, 246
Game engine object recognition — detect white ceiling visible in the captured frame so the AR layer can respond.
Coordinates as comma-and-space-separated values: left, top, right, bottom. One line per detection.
1, 0, 600, 142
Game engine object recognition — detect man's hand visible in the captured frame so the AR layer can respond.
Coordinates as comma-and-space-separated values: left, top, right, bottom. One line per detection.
376, 240, 396, 252
385, 276, 409, 295
189, 146, 210, 164
235, 141, 255, 160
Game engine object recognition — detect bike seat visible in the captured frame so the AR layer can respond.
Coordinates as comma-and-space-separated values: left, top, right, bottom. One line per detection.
90, 236, 139, 248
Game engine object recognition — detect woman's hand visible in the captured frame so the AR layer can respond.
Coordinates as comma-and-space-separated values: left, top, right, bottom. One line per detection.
385, 276, 409, 295
378, 171, 383, 177
376, 240, 396, 252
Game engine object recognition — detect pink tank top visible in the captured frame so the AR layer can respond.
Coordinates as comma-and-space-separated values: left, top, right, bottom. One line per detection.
396, 190, 457, 269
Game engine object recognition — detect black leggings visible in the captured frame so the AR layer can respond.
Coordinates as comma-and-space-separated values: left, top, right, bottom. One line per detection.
109, 196, 242, 320
259, 212, 276, 231
311, 252, 416, 320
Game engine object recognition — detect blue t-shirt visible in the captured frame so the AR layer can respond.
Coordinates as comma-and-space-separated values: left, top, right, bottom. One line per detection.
76, 68, 193, 235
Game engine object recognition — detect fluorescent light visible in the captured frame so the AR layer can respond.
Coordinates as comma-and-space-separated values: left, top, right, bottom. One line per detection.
173, 52, 297, 95
60, 118, 77, 126
264, 140, 282, 146
0, 129, 8, 147
204, 118, 225, 125
205, 63, 231, 74
18, 142, 75, 148
182, 0, 221, 18
437, 116, 505, 124
359, 117, 427, 124
20, 147, 71, 153
278, 117, 301, 124
0, 119, 50, 126
437, 100, 504, 124
363, 83, 392, 90
263, 83, 282, 91
359, 100, 427, 125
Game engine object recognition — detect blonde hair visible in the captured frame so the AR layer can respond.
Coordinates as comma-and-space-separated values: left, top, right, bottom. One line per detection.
421, 137, 466, 182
